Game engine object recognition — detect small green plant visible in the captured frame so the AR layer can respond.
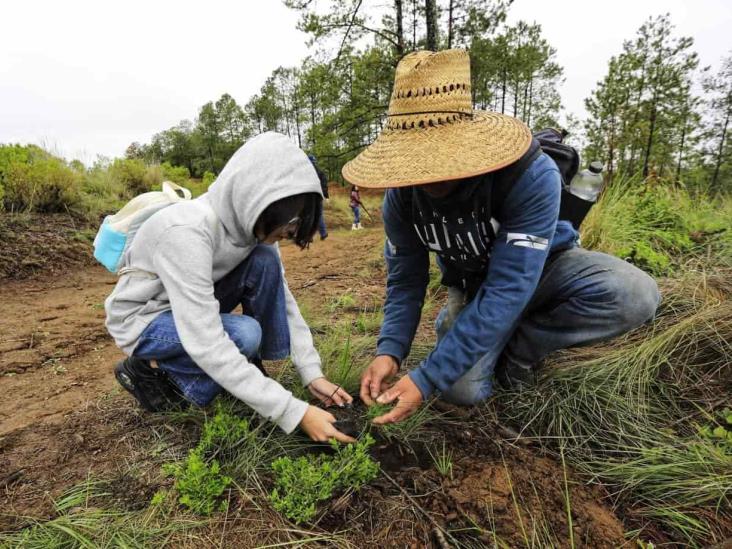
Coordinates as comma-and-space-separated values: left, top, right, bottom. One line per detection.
163, 451, 231, 515
428, 438, 453, 479
365, 400, 436, 444
163, 402, 252, 515
328, 291, 356, 312
269, 435, 379, 524
697, 408, 732, 448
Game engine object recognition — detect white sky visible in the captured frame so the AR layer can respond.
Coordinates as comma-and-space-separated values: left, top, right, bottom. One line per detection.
1, 0, 730, 162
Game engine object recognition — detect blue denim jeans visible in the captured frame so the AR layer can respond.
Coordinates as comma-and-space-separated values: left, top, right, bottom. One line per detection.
132, 244, 290, 406
351, 206, 360, 224
438, 248, 662, 404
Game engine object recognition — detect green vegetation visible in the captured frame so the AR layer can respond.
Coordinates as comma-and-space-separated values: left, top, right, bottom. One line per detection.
163, 401, 252, 515
0, 481, 198, 548
269, 435, 379, 524
582, 179, 732, 275
427, 438, 454, 479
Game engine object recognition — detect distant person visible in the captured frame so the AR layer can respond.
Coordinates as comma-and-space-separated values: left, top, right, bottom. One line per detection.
106, 132, 354, 443
350, 185, 363, 230
308, 155, 329, 240
343, 49, 660, 425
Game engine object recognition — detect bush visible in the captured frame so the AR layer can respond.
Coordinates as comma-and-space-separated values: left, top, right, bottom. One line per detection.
269, 435, 379, 524
109, 158, 149, 195
163, 402, 252, 515
3, 157, 82, 213
161, 162, 190, 185
202, 171, 216, 187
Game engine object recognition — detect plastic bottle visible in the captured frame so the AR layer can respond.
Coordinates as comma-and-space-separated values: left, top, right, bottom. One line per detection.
569, 161, 605, 202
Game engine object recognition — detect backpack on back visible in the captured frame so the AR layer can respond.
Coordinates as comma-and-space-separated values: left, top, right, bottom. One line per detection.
93, 180, 192, 273
494, 128, 590, 229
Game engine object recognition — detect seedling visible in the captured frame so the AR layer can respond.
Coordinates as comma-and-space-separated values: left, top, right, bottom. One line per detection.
428, 438, 453, 479
269, 435, 379, 524
163, 402, 252, 515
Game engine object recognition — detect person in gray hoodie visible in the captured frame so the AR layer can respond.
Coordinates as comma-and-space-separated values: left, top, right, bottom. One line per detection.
105, 132, 354, 443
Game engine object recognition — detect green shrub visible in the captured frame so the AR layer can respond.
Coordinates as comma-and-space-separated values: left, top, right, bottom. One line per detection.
202, 171, 216, 187
163, 402, 252, 515
163, 451, 231, 515
143, 164, 163, 190
269, 435, 379, 524
161, 161, 191, 185
3, 156, 82, 213
109, 158, 149, 195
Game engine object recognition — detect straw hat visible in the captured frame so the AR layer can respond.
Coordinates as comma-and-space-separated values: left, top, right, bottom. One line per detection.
342, 49, 532, 188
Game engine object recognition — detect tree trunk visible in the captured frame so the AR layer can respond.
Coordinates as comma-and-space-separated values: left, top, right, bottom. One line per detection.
712, 104, 730, 192
412, 0, 417, 49
425, 0, 438, 50
395, 0, 405, 56
447, 0, 454, 49
526, 76, 534, 127
501, 67, 507, 114
643, 73, 661, 179
675, 103, 689, 181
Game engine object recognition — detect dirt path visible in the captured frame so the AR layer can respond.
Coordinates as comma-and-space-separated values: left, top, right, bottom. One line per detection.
0, 229, 383, 437
0, 266, 122, 436
0, 228, 385, 526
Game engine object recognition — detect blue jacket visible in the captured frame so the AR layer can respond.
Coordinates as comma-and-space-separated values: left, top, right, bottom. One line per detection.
376, 153, 579, 398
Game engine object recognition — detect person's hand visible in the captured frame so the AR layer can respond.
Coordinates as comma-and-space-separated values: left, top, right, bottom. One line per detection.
372, 375, 424, 425
360, 355, 399, 405
299, 405, 356, 443
308, 377, 353, 407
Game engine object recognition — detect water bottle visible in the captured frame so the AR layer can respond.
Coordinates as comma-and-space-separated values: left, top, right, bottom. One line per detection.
569, 161, 605, 202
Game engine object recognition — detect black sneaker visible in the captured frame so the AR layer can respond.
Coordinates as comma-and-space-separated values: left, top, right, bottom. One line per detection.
114, 357, 188, 412
320, 233, 329, 241
495, 355, 537, 391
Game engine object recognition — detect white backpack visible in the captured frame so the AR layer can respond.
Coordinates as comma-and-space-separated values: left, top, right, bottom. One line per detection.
93, 181, 192, 273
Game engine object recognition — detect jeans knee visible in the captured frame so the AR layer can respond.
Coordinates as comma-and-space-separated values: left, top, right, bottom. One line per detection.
246, 245, 282, 278
226, 315, 262, 358
621, 272, 661, 328
441, 376, 493, 406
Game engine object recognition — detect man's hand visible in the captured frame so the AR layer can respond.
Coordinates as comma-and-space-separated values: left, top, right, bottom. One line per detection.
308, 377, 353, 407
372, 375, 423, 425
360, 355, 399, 405
299, 405, 356, 443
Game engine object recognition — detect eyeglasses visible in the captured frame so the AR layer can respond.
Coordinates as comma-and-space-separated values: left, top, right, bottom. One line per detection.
284, 216, 301, 238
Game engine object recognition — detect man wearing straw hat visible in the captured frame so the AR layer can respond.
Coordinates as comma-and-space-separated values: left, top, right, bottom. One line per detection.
344, 49, 661, 425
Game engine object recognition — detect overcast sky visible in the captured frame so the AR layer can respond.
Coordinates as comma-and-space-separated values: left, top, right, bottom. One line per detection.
1, 0, 730, 163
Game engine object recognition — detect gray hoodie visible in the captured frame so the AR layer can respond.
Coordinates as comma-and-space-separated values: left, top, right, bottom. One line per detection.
105, 132, 324, 433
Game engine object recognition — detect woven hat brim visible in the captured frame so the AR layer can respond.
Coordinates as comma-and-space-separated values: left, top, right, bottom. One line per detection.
342, 111, 532, 189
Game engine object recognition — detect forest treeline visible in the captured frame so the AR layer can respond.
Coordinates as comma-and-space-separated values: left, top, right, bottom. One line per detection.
123, 1, 730, 194
1, 0, 730, 217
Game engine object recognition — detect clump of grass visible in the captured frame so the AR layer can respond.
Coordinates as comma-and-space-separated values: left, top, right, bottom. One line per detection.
582, 177, 732, 275
0, 480, 199, 548
427, 437, 454, 479
269, 435, 379, 524
328, 291, 356, 312
497, 274, 732, 545
365, 399, 438, 445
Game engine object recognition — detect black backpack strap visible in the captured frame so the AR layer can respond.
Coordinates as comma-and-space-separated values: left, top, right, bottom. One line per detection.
491, 138, 541, 215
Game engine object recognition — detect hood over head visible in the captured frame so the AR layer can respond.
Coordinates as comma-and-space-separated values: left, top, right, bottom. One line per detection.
206, 132, 322, 245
